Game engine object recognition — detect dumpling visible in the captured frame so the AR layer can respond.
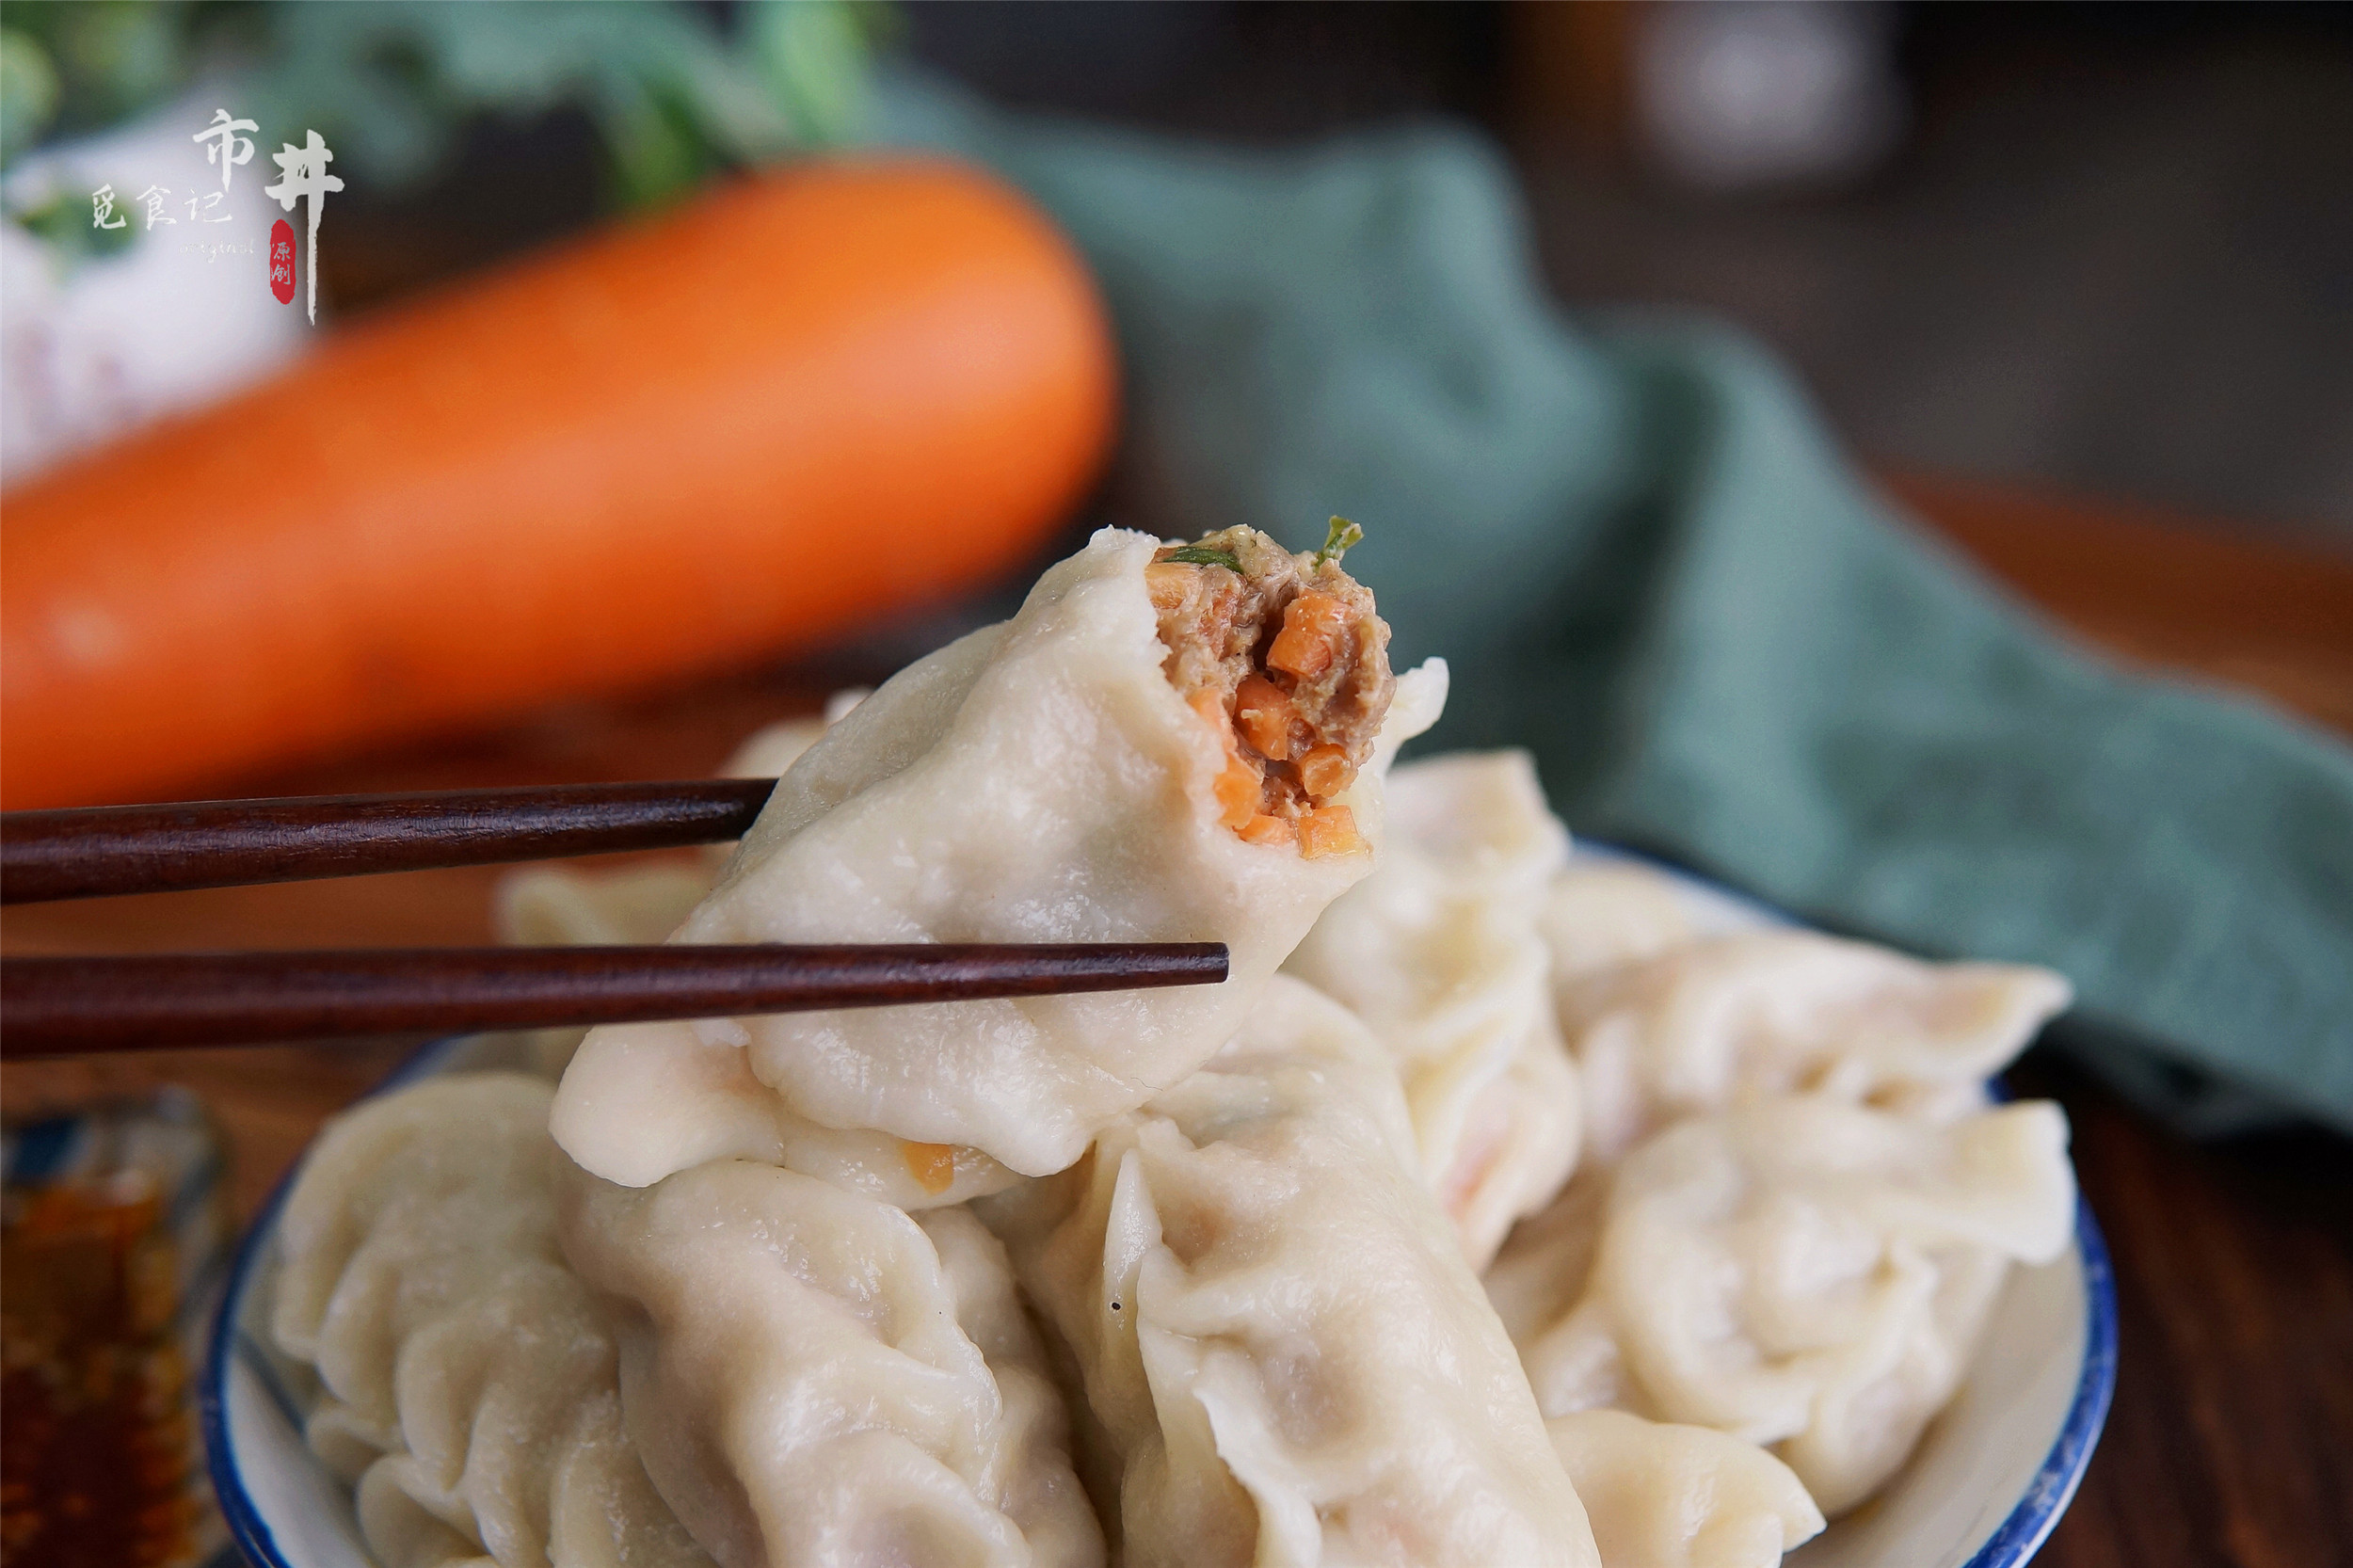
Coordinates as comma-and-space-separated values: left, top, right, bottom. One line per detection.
496, 864, 715, 950
552, 526, 1442, 1198
495, 862, 720, 1076
1558, 931, 2073, 1163
1544, 1410, 1823, 1568
919, 1208, 1110, 1568
345, 1268, 713, 1568
270, 1074, 712, 1568
558, 1157, 1105, 1568
719, 707, 845, 783
1285, 749, 1582, 1267
1496, 1095, 2076, 1516
1538, 860, 1697, 983
979, 975, 1600, 1568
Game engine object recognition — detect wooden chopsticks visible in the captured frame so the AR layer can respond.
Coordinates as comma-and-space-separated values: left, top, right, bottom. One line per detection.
0, 943, 1231, 1056
0, 792, 1231, 1057
0, 781, 777, 904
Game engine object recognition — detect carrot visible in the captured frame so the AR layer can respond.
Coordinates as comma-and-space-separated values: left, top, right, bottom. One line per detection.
1297, 744, 1353, 800
1, 158, 1116, 808
1268, 592, 1347, 680
1298, 805, 1363, 859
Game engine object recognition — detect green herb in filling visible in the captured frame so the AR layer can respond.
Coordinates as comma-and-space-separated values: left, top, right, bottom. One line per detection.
1163, 544, 1242, 569
1314, 516, 1364, 568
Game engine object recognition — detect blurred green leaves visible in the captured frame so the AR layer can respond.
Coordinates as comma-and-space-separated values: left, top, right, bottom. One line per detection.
11, 187, 137, 263
251, 0, 887, 207
4, 1, 189, 158
2, 28, 63, 164
1, 1, 887, 206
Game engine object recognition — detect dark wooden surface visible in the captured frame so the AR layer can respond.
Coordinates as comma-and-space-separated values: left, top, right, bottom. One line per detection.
2, 473, 2347, 1565
1890, 472, 2353, 1566
2005, 1051, 2353, 1568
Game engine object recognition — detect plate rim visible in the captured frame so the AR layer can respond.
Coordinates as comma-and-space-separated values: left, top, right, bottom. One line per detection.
199, 853, 2119, 1568
1957, 1198, 2117, 1568
200, 1032, 469, 1568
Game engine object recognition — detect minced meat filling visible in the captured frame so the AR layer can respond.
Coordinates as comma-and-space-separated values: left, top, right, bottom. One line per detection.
1147, 525, 1395, 856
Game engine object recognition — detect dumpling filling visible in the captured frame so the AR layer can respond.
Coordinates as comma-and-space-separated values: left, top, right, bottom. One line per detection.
1147, 524, 1394, 856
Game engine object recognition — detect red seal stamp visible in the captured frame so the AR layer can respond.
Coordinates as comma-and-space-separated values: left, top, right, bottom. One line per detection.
268, 218, 296, 304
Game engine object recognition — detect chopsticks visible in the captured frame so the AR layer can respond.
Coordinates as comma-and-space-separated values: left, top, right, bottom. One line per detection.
0, 781, 777, 904
0, 790, 1232, 1058
0, 942, 1231, 1057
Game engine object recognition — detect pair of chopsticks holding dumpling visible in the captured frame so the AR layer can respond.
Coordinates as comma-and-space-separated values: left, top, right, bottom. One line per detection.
0, 521, 1403, 1064
0, 781, 1226, 1055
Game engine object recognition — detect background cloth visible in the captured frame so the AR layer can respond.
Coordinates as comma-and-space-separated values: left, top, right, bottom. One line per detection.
877, 77, 2353, 1137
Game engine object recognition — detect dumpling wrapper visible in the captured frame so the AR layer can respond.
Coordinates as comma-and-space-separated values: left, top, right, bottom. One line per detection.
1559, 930, 2073, 1164
1495, 1094, 2076, 1515
981, 975, 1600, 1568
1538, 861, 1697, 983
270, 1074, 713, 1568
920, 1208, 1111, 1568
1285, 749, 1582, 1267
552, 528, 1445, 1200
559, 1158, 1105, 1568
1544, 1410, 1823, 1568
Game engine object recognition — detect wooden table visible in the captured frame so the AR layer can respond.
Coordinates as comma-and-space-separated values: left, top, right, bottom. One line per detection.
5, 473, 2349, 1565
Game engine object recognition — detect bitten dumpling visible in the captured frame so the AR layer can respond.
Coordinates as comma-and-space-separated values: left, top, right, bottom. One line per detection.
552, 526, 1438, 1200
1557, 931, 2073, 1164
980, 975, 1600, 1568
1545, 1410, 1823, 1568
558, 1159, 1106, 1568
1494, 1095, 2076, 1515
270, 1075, 713, 1568
1285, 749, 1582, 1267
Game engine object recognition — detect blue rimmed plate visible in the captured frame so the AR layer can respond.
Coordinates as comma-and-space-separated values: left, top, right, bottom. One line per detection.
200, 847, 2115, 1568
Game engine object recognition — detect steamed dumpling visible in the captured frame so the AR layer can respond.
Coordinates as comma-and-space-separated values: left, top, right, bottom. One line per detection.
1545, 1410, 1823, 1568
920, 1208, 1110, 1568
496, 864, 715, 950
1538, 860, 1698, 983
552, 527, 1441, 1199
558, 1159, 1105, 1568
1494, 1095, 2076, 1515
1285, 749, 1582, 1267
980, 976, 1600, 1568
270, 1074, 713, 1568
1558, 931, 2072, 1164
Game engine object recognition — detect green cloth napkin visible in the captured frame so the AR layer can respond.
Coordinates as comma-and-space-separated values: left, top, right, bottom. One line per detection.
876, 80, 2353, 1137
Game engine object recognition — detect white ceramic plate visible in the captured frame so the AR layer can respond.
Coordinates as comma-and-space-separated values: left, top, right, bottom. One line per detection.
200, 846, 2116, 1568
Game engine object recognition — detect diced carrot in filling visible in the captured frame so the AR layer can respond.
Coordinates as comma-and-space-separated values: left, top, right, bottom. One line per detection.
1192, 689, 1267, 829
1298, 804, 1364, 858
901, 1141, 957, 1194
1214, 757, 1263, 829
1144, 560, 1196, 613
1154, 528, 1392, 857
1238, 813, 1298, 846
1234, 674, 1298, 760
1297, 743, 1353, 801
1268, 592, 1348, 679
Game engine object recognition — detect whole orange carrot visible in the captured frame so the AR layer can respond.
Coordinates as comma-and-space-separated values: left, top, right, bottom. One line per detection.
2, 158, 1116, 808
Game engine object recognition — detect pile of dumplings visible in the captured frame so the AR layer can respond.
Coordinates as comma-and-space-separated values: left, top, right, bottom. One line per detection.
270, 529, 2078, 1568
